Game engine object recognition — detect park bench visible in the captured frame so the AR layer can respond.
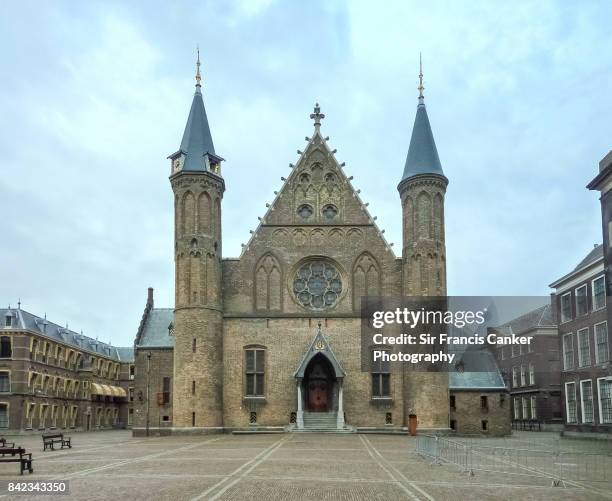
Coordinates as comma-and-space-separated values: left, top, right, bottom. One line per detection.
0, 447, 33, 474
0, 437, 15, 449
42, 433, 71, 451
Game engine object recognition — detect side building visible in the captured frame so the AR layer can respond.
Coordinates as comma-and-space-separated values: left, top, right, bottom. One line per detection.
449, 348, 510, 436
132, 288, 175, 435
490, 305, 562, 430
550, 244, 611, 437
0, 305, 134, 432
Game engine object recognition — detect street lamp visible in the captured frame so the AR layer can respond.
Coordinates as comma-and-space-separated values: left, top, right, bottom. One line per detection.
146, 352, 151, 437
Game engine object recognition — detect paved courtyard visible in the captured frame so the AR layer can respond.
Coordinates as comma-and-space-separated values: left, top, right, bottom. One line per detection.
0, 431, 610, 500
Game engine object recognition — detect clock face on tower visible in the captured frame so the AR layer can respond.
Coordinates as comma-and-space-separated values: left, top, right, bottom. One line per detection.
172, 157, 182, 172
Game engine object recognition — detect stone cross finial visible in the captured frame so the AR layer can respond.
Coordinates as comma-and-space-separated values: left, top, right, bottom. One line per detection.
310, 103, 325, 127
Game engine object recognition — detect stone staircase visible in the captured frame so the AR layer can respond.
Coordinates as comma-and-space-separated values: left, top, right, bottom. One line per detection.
293, 412, 353, 433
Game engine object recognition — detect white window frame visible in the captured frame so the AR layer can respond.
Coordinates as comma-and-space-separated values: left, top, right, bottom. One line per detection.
522, 397, 529, 420
592, 275, 606, 311
597, 376, 612, 425
513, 397, 520, 419
529, 363, 535, 385
594, 321, 609, 365
565, 382, 577, 423
520, 365, 526, 387
0, 402, 8, 429
530, 395, 537, 420
563, 333, 574, 370
512, 367, 518, 388
560, 292, 572, 323
575, 284, 588, 317
577, 327, 591, 368
580, 379, 594, 424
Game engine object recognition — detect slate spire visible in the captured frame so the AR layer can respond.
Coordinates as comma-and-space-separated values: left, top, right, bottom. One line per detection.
170, 49, 222, 174
400, 57, 445, 182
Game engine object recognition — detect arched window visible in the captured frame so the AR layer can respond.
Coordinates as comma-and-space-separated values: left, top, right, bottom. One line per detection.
255, 254, 282, 311
244, 347, 265, 397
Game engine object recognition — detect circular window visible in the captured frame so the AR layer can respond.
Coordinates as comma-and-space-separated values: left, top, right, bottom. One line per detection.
321, 204, 338, 220
297, 204, 313, 219
293, 261, 342, 309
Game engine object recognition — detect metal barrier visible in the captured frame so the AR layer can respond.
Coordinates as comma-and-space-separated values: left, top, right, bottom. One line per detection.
416, 435, 472, 474
416, 434, 612, 485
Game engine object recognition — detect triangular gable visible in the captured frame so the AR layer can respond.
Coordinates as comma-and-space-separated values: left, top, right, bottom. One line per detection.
239, 106, 395, 258
294, 323, 345, 379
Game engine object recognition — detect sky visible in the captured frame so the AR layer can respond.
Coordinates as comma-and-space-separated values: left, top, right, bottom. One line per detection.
1, 0, 611, 346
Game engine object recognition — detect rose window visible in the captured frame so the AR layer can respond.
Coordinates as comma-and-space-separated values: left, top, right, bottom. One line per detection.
293, 261, 342, 309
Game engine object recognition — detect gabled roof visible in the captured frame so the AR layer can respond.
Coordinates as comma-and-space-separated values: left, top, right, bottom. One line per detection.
449, 348, 506, 390
0, 307, 133, 362
135, 308, 174, 348
492, 304, 555, 336
549, 244, 603, 288
401, 99, 445, 182
574, 244, 603, 271
294, 324, 345, 379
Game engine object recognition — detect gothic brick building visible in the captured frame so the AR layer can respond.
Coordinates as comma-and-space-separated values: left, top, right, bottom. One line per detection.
132, 59, 509, 436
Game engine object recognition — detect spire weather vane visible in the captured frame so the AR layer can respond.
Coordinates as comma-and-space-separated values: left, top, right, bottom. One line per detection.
195, 46, 202, 87
310, 102, 325, 127
418, 53, 425, 102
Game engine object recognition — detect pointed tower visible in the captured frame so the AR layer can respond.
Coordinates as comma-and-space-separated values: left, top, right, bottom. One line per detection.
169, 51, 224, 428
398, 58, 449, 430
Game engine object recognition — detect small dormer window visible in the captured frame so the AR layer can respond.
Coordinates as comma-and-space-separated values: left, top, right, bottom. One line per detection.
210, 161, 220, 174
4, 315, 11, 328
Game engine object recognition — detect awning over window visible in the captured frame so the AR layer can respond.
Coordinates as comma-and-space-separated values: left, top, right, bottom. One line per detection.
91, 383, 127, 398
110, 386, 127, 398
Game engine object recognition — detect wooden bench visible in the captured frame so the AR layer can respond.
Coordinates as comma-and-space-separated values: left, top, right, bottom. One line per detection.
42, 433, 71, 451
0, 447, 33, 474
0, 438, 15, 449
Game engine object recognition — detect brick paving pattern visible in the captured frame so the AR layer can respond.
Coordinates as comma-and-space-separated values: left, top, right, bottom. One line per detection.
0, 431, 610, 500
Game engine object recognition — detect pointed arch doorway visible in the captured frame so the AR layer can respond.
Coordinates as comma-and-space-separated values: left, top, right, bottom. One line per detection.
294, 324, 346, 429
304, 354, 334, 412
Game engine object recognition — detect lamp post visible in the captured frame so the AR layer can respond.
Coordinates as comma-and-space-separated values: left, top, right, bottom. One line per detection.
146, 352, 151, 437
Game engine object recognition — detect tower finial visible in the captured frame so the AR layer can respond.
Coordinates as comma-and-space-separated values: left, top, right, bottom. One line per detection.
195, 46, 202, 88
310, 102, 325, 128
418, 53, 424, 102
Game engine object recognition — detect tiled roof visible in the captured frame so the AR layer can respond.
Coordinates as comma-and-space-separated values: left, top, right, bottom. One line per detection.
493, 304, 555, 336
574, 244, 603, 271
0, 307, 133, 362
449, 348, 506, 390
135, 308, 174, 348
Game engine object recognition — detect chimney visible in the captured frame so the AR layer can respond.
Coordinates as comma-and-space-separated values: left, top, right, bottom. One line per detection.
147, 287, 154, 307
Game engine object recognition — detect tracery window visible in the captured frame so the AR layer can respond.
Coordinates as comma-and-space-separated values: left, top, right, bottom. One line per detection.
293, 261, 342, 309
297, 204, 313, 219
321, 204, 338, 220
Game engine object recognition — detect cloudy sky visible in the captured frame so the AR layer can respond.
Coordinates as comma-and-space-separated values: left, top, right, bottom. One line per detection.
1, 0, 611, 346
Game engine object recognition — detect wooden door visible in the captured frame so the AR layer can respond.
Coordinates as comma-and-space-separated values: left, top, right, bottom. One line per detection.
308, 380, 328, 411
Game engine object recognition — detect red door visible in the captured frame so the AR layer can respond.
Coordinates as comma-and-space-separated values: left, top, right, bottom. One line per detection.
308, 380, 328, 411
